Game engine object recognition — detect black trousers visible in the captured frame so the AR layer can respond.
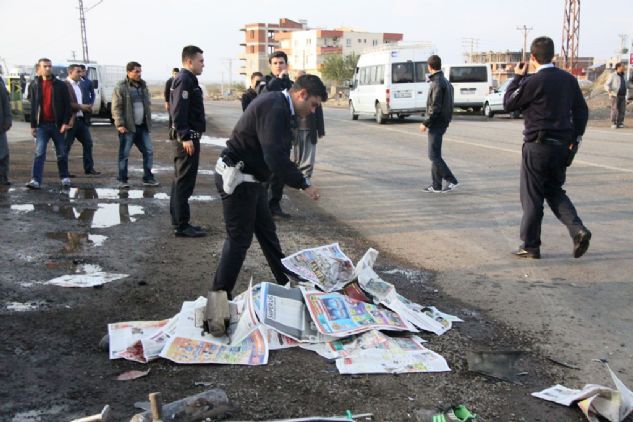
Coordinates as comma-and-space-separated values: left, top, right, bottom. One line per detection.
267, 172, 285, 209
170, 139, 200, 229
428, 126, 457, 189
520, 141, 585, 252
212, 173, 289, 296
65, 117, 95, 172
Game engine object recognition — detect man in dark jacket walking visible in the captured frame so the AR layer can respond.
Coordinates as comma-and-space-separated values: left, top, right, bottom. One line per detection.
26, 58, 73, 189
164, 67, 179, 140
504, 36, 590, 259
419, 55, 459, 193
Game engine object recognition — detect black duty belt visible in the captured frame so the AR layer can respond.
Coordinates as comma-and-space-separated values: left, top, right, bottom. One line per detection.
536, 137, 568, 146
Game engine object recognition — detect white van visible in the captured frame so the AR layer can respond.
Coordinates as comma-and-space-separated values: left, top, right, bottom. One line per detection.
443, 63, 494, 112
349, 44, 434, 124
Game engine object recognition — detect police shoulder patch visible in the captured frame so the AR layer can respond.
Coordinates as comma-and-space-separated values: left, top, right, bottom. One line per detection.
182, 90, 189, 99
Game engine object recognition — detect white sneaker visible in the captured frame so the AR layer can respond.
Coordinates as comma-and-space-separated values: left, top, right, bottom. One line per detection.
611, 124, 618, 129
423, 185, 443, 193
26, 179, 41, 190
61, 177, 71, 187
444, 182, 460, 192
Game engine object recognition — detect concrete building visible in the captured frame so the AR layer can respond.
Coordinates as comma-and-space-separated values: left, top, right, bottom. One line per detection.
238, 18, 308, 85
238, 18, 403, 85
274, 28, 402, 78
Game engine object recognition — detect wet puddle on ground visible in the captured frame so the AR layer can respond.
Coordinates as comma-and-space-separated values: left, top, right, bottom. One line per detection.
10, 204, 35, 213
46, 232, 108, 252
45, 263, 127, 288
200, 136, 228, 147
91, 203, 144, 228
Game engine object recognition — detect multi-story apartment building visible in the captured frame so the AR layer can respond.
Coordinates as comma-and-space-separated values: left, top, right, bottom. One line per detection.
238, 18, 402, 84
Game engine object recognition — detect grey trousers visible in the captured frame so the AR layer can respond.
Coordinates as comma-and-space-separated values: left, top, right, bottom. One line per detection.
611, 96, 626, 125
0, 131, 9, 183
291, 129, 316, 179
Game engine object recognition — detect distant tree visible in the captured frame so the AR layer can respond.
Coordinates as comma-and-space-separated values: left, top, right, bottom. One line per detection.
321, 53, 359, 85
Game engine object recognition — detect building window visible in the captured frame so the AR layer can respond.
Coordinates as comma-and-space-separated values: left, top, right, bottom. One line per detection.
358, 39, 361, 43
373, 40, 378, 46
364, 39, 367, 43
346, 39, 352, 47
249, 30, 254, 39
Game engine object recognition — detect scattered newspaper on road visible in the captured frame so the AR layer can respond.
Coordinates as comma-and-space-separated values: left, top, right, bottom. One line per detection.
106, 244, 461, 374
532, 364, 633, 422
282, 243, 355, 292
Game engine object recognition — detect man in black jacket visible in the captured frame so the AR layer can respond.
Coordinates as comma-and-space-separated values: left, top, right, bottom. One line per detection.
164, 67, 179, 140
504, 36, 590, 259
419, 55, 459, 193
211, 74, 326, 299
241, 71, 263, 111
27, 58, 73, 189
170, 46, 206, 238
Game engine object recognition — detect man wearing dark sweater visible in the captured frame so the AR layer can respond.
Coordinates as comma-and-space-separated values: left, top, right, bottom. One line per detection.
504, 36, 591, 259
211, 74, 327, 299
241, 71, 263, 111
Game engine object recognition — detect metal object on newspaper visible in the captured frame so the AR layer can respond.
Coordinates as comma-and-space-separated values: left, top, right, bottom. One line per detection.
203, 290, 230, 337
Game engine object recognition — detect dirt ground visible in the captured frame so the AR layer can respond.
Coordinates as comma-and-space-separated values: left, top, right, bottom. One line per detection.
0, 114, 591, 421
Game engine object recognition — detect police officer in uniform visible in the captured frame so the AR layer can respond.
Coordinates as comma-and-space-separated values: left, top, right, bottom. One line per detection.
504, 36, 591, 259
170, 45, 207, 238
211, 74, 326, 299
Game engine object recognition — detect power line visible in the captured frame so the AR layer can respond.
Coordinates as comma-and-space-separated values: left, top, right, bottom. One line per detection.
461, 38, 479, 63
516, 25, 533, 62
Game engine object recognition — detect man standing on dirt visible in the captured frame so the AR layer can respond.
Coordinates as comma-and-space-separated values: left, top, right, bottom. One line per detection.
169, 46, 207, 238
257, 51, 295, 218
504, 36, 591, 259
26, 58, 73, 190
164, 67, 179, 140
0, 77, 11, 185
65, 64, 100, 176
210, 74, 326, 300
419, 54, 459, 193
112, 61, 158, 188
604, 63, 633, 129
78, 64, 95, 126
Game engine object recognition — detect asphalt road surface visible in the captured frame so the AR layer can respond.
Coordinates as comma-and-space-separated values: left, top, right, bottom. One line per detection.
207, 100, 633, 389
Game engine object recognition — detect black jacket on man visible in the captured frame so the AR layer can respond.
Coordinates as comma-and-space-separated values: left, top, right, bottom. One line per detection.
28, 76, 72, 128
164, 77, 174, 103
170, 69, 206, 139
257, 73, 293, 95
222, 91, 308, 190
504, 66, 588, 142
240, 88, 258, 111
422, 70, 453, 128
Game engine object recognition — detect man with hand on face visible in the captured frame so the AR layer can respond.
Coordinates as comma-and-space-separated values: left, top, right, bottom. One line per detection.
169, 46, 207, 238
210, 74, 326, 301
241, 71, 263, 112
257, 51, 295, 217
504, 36, 590, 259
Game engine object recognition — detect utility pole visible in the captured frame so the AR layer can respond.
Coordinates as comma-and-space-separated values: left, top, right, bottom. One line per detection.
617, 33, 628, 53
561, 0, 581, 73
461, 38, 479, 63
77, 0, 103, 63
221, 58, 235, 95
516, 25, 533, 62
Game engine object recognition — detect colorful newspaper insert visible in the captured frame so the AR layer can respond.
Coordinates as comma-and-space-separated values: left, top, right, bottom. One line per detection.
302, 289, 414, 337
108, 319, 171, 361
281, 243, 355, 292
160, 327, 269, 365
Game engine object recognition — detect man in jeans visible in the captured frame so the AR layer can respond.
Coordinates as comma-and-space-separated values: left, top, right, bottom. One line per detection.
604, 63, 632, 128
65, 64, 100, 176
112, 61, 158, 188
0, 77, 11, 185
26, 58, 73, 189
419, 54, 459, 193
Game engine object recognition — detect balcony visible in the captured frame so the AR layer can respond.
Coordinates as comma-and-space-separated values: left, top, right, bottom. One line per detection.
317, 46, 342, 54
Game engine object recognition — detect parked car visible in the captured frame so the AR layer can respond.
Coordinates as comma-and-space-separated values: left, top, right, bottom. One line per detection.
23, 62, 125, 123
482, 78, 520, 118
349, 44, 433, 124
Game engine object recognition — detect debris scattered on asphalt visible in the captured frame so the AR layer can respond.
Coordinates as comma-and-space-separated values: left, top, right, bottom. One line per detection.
129, 389, 230, 422
547, 356, 581, 370
107, 245, 460, 375
467, 350, 526, 383
116, 369, 150, 381
45, 263, 127, 288
69, 404, 111, 422
532, 363, 633, 422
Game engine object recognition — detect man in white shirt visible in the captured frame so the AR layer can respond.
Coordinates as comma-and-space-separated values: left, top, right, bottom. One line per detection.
65, 64, 100, 175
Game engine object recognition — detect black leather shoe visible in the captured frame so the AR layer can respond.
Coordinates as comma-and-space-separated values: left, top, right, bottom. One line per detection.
270, 204, 291, 219
189, 224, 208, 235
85, 169, 101, 175
511, 247, 541, 259
175, 225, 207, 238
573, 229, 591, 258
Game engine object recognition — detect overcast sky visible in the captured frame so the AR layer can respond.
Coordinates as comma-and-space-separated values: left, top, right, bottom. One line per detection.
0, 0, 630, 83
